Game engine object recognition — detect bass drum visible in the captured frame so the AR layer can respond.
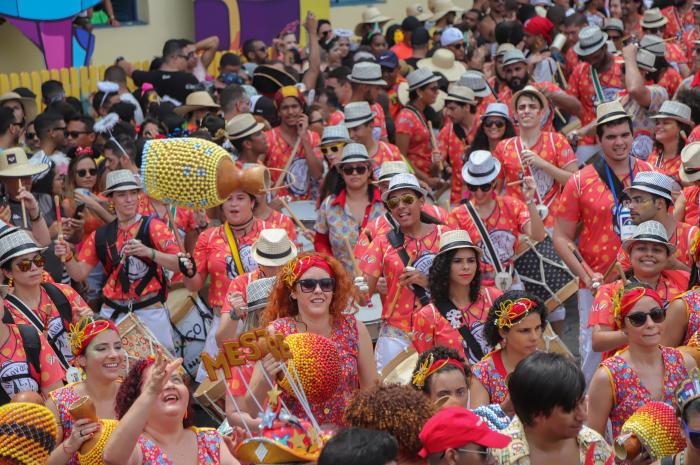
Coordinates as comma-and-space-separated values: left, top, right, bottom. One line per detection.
168, 287, 214, 379
379, 346, 419, 385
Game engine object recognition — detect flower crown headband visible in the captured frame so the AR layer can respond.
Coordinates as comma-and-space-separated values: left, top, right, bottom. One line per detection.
494, 298, 537, 329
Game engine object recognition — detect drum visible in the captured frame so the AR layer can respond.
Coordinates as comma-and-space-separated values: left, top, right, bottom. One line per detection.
282, 200, 316, 251
379, 346, 419, 385
513, 236, 579, 312
355, 293, 383, 342
168, 287, 214, 379
116, 313, 174, 373
538, 322, 575, 360
194, 376, 227, 424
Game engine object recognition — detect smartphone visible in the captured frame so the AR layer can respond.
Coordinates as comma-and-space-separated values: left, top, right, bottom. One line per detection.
73, 204, 86, 219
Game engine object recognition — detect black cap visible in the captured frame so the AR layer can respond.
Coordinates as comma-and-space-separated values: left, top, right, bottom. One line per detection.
251, 95, 277, 124
402, 16, 422, 32
411, 27, 430, 46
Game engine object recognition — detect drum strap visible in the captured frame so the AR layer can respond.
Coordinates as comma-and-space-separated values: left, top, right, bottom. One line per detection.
386, 229, 431, 307
0, 324, 42, 406
434, 299, 485, 361
465, 202, 505, 274
590, 67, 606, 105
224, 223, 245, 277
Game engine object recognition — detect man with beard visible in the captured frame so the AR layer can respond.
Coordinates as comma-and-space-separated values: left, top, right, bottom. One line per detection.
499, 49, 580, 132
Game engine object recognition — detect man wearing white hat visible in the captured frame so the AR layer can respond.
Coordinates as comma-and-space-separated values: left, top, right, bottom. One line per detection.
678, 141, 700, 225
553, 100, 655, 382
227, 113, 269, 165
344, 62, 389, 142
345, 102, 403, 179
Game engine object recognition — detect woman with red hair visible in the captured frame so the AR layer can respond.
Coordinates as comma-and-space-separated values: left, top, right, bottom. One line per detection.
243, 252, 376, 426
587, 283, 696, 439
103, 353, 240, 465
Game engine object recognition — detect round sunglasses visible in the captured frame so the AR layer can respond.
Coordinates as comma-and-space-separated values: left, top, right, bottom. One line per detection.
77, 168, 97, 178
386, 193, 417, 210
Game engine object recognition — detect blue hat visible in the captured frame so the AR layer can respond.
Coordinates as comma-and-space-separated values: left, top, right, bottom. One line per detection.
378, 50, 399, 69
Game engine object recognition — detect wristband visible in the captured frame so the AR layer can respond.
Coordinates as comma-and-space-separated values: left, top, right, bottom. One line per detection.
178, 255, 197, 278
30, 212, 41, 222
151, 248, 156, 261
230, 310, 241, 321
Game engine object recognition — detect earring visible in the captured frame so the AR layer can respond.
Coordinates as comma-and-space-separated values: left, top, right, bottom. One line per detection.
7, 277, 13, 288
41, 272, 46, 284
183, 409, 189, 420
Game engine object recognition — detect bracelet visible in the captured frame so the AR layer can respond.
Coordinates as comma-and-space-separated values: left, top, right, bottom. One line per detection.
230, 310, 241, 321
30, 212, 41, 222
151, 248, 156, 261
64, 252, 74, 262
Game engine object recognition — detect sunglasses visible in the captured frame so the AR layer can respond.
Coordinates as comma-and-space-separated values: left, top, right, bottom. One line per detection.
77, 168, 98, 177
297, 278, 336, 293
14, 255, 45, 272
626, 307, 666, 327
386, 193, 417, 209
684, 421, 700, 448
483, 119, 505, 128
341, 165, 368, 175
451, 42, 466, 49
467, 183, 493, 192
320, 143, 344, 155
25, 132, 37, 139
66, 130, 88, 139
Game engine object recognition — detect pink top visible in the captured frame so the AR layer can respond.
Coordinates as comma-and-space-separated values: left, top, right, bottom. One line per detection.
471, 349, 509, 404
138, 428, 221, 464
48, 383, 82, 465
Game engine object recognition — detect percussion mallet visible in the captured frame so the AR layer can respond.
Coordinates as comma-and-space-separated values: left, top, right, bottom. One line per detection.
164, 204, 186, 253
507, 179, 526, 187
273, 136, 302, 190
19, 179, 28, 229
278, 197, 311, 234
615, 262, 628, 284
427, 121, 444, 173
567, 243, 599, 290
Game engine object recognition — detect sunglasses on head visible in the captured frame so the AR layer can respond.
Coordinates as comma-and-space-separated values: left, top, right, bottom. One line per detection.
467, 183, 493, 192
341, 165, 368, 175
386, 193, 417, 209
14, 255, 45, 272
320, 143, 344, 155
297, 278, 336, 293
626, 306, 666, 327
684, 421, 700, 448
77, 168, 97, 177
483, 119, 505, 128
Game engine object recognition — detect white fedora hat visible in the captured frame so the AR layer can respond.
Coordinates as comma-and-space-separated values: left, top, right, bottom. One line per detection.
623, 171, 675, 203
397, 82, 446, 112
650, 100, 693, 126
382, 173, 428, 202
574, 26, 608, 56
376, 161, 409, 182
636, 48, 657, 72
321, 124, 352, 145
0, 229, 47, 267
244, 276, 277, 311
348, 62, 387, 87
457, 70, 492, 98
480, 102, 512, 122
417, 49, 465, 82
406, 67, 441, 91
343, 101, 376, 129
640, 34, 666, 57
445, 85, 477, 105
680, 141, 700, 183
512, 85, 547, 112
103, 169, 142, 195
437, 229, 482, 258
622, 220, 676, 254
251, 228, 297, 267
462, 150, 501, 185
226, 113, 265, 140
339, 143, 371, 165
595, 99, 629, 126
641, 8, 668, 29
501, 49, 527, 67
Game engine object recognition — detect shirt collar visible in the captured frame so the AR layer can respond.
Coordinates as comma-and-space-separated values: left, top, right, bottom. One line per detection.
330, 187, 382, 207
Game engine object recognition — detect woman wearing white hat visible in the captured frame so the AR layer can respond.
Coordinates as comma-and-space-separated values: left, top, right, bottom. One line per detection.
412, 229, 502, 365
649, 100, 694, 184
589, 221, 688, 357
314, 144, 385, 275
360, 173, 447, 369
447, 151, 545, 290
467, 103, 516, 160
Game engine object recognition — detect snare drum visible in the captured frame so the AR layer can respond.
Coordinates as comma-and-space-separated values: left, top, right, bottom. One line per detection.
379, 346, 419, 385
513, 236, 579, 312
168, 287, 213, 379
194, 376, 227, 424
283, 200, 316, 251
355, 293, 383, 342
117, 313, 174, 373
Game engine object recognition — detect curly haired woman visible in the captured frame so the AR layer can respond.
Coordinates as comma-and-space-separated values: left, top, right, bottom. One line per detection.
410, 345, 470, 408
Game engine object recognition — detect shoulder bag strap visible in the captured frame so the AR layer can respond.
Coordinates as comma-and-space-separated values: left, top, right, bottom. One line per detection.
223, 223, 246, 276
592, 156, 625, 201
590, 66, 606, 104
465, 202, 505, 273
433, 299, 485, 361
385, 229, 430, 307
41, 283, 72, 328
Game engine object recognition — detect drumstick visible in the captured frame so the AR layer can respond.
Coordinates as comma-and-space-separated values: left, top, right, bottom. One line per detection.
556, 62, 568, 90
19, 179, 28, 229
278, 198, 310, 234
343, 236, 361, 277
273, 136, 302, 190
54, 195, 66, 262
427, 121, 444, 172
507, 180, 525, 187
164, 204, 185, 253
615, 263, 628, 284
567, 243, 598, 290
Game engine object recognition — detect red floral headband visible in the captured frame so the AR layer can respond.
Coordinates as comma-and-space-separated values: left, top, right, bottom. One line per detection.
281, 255, 333, 288
68, 318, 118, 356
494, 298, 537, 329
614, 286, 664, 323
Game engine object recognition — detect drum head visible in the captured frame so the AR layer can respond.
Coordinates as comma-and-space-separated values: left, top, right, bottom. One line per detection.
380, 346, 419, 385
167, 286, 195, 324
194, 377, 226, 407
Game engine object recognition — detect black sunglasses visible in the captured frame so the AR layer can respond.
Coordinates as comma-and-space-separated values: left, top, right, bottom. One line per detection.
451, 42, 466, 49
297, 278, 336, 293
77, 168, 97, 177
483, 119, 505, 128
467, 183, 493, 192
25, 132, 37, 139
67, 130, 88, 139
341, 165, 368, 175
626, 307, 666, 327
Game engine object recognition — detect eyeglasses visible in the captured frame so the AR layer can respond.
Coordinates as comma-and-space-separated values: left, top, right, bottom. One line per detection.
626, 306, 666, 327
25, 132, 37, 139
386, 193, 418, 209
683, 421, 700, 448
483, 119, 505, 128
297, 278, 336, 293
77, 168, 98, 177
341, 165, 368, 175
440, 447, 493, 460
629, 195, 653, 205
320, 143, 344, 155
14, 255, 45, 272
66, 130, 88, 139
467, 183, 493, 192
644, 27, 663, 34
451, 42, 466, 49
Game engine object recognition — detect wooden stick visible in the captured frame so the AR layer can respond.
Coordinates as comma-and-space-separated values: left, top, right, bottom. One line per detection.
54, 195, 63, 237
602, 259, 618, 282
273, 137, 302, 190
19, 179, 27, 229
615, 263, 627, 284
164, 204, 185, 253
554, 106, 567, 124
507, 179, 525, 187
279, 198, 310, 234
427, 121, 444, 172
566, 243, 595, 278
556, 61, 568, 90
343, 237, 361, 277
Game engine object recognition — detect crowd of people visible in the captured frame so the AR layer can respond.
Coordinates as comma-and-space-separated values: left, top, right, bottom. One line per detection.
8, 0, 700, 463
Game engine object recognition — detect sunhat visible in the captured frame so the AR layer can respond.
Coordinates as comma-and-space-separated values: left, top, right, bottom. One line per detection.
640, 34, 666, 57
437, 229, 482, 258
320, 124, 352, 145
338, 143, 371, 165
251, 229, 297, 267
377, 161, 410, 182
573, 26, 608, 56
445, 85, 477, 105
457, 70, 492, 98
430, 0, 462, 22
480, 103, 512, 122
0, 228, 47, 267
406, 67, 441, 91
623, 171, 675, 203
512, 85, 547, 111
595, 99, 629, 126
650, 100, 693, 126
226, 113, 265, 140
382, 172, 428, 202
407, 3, 433, 21
348, 62, 387, 87
501, 49, 527, 67
0, 147, 49, 178
244, 276, 277, 311
417, 49, 465, 82
636, 49, 657, 72
0, 91, 38, 122
354, 7, 392, 36
461, 150, 501, 185
680, 141, 700, 183
173, 91, 220, 116
641, 8, 668, 29
102, 169, 141, 195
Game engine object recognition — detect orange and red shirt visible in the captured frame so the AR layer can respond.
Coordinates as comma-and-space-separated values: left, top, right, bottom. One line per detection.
387, 78, 405, 121
263, 127, 321, 201
193, 220, 268, 308
662, 5, 695, 43
261, 209, 298, 244
659, 66, 684, 99
328, 110, 345, 126
616, 221, 699, 271
497, 81, 563, 133
553, 159, 655, 275
396, 107, 433, 175
446, 196, 531, 285
647, 149, 683, 185
683, 186, 700, 227
684, 28, 700, 63
667, 42, 689, 71
79, 216, 179, 301
370, 141, 405, 179
493, 132, 576, 228
438, 122, 470, 207
564, 47, 580, 76
327, 103, 388, 140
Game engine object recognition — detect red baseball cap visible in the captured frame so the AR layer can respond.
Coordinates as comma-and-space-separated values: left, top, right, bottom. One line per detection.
418, 407, 512, 458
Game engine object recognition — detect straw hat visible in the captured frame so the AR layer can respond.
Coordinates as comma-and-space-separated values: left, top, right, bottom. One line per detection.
0, 91, 38, 122
501, 49, 527, 68
602, 18, 624, 33
339, 143, 371, 165
595, 99, 629, 126
496, 43, 516, 58
641, 8, 668, 29
462, 150, 501, 185
0, 147, 49, 178
348, 62, 387, 87
236, 413, 323, 463
0, 229, 47, 267
244, 276, 277, 311
320, 124, 352, 145
397, 81, 446, 111
430, 0, 462, 22
512, 85, 547, 111
573, 26, 608, 56
251, 228, 297, 267
354, 7, 392, 36
173, 91, 220, 116
102, 169, 141, 195
343, 101, 376, 129
226, 113, 265, 140
480, 102, 512, 122
377, 161, 409, 182
650, 100, 693, 126
640, 34, 666, 57
382, 173, 427, 201
406, 67, 441, 91
445, 85, 477, 105
417, 49, 465, 82
437, 229, 482, 258
636, 49, 657, 72
457, 70, 491, 97
621, 220, 676, 254
680, 141, 700, 183
623, 171, 675, 203
407, 3, 433, 21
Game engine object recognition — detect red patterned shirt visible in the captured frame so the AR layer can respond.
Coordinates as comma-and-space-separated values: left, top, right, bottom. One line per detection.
263, 127, 321, 200
662, 5, 695, 43
438, 122, 469, 207
396, 107, 432, 175
497, 81, 563, 132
